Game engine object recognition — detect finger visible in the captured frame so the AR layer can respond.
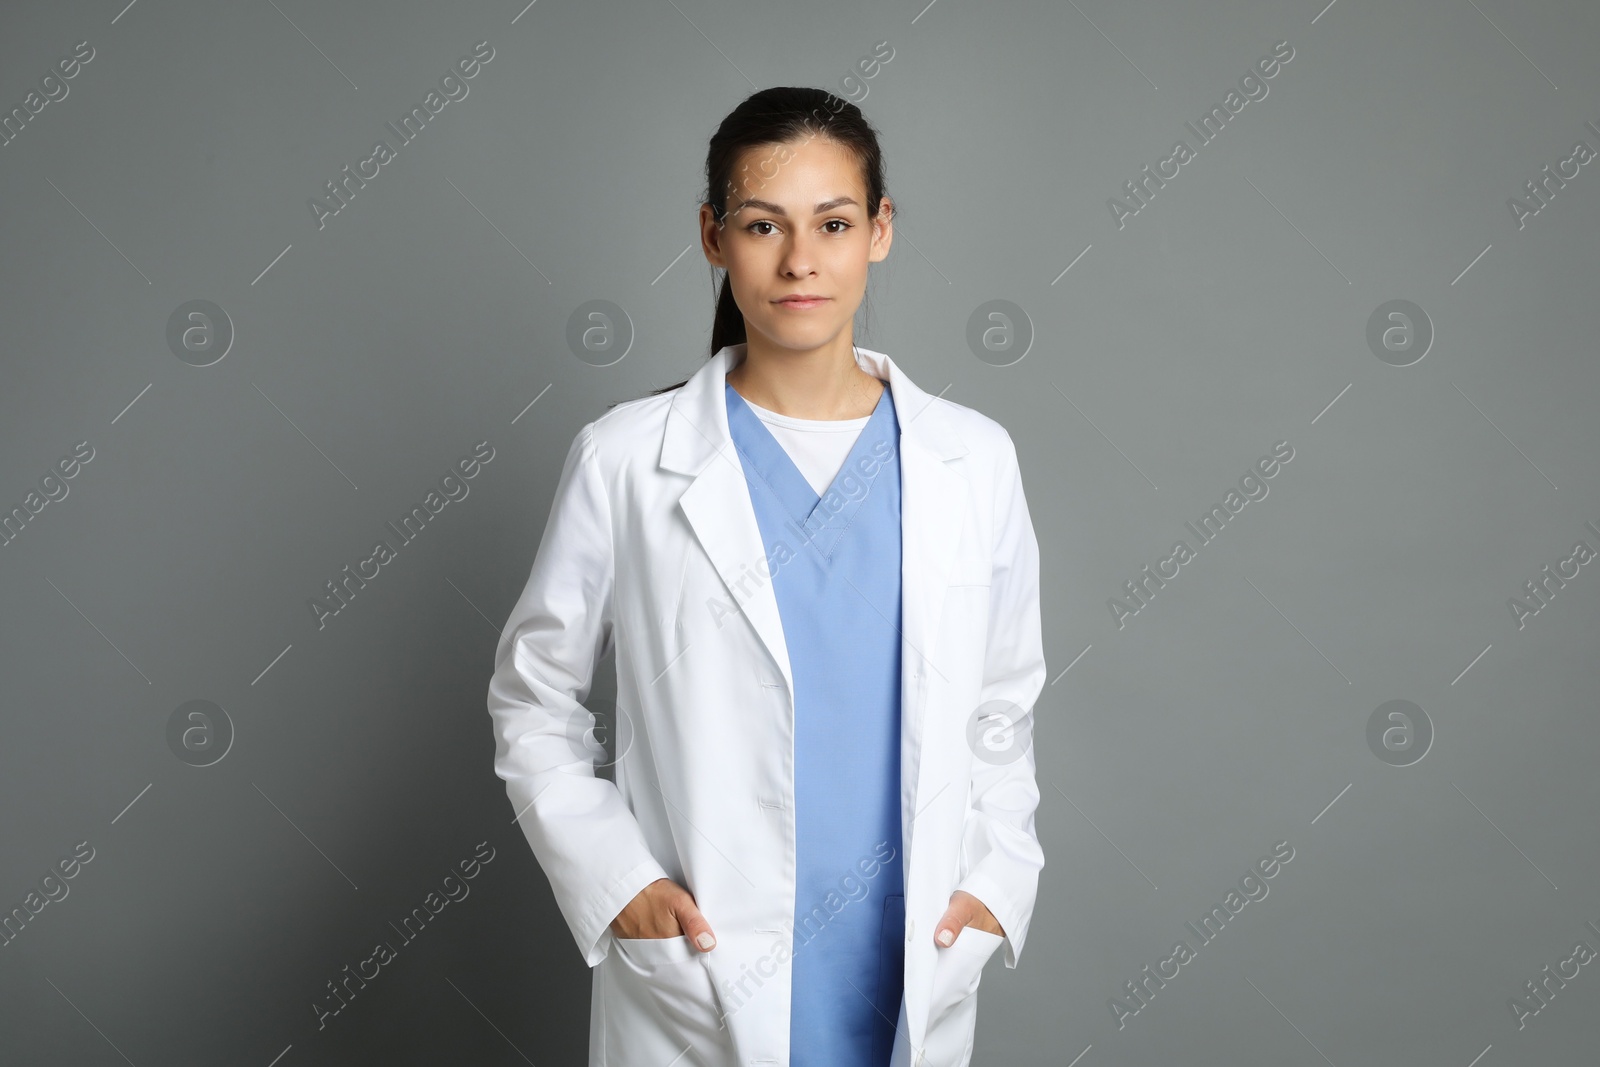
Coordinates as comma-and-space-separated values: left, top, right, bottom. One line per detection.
932, 905, 967, 948
672, 896, 717, 952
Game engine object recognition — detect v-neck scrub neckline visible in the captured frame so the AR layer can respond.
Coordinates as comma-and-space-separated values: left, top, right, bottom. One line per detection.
734, 389, 879, 497
725, 381, 896, 559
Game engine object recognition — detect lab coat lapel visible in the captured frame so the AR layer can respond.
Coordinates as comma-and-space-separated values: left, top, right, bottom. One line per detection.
660, 344, 970, 722
876, 349, 969, 769
663, 346, 797, 697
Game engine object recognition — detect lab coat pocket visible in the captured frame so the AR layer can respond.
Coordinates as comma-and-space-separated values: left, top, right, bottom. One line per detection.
922, 927, 1003, 1066
606, 936, 735, 1066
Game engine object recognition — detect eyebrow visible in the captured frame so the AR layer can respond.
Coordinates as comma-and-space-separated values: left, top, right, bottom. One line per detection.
730, 196, 859, 217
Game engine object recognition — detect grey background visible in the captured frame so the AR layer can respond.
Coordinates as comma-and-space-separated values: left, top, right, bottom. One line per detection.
2, 0, 1598, 1064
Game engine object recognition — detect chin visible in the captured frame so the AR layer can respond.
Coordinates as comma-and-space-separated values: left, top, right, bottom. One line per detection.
760, 318, 843, 349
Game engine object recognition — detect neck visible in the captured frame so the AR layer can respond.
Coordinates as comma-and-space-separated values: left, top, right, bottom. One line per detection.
727, 333, 883, 420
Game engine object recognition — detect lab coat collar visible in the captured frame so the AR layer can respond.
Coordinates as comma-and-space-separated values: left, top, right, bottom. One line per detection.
659, 342, 967, 475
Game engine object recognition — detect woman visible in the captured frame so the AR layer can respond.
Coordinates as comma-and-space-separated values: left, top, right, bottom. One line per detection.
487, 86, 1046, 1067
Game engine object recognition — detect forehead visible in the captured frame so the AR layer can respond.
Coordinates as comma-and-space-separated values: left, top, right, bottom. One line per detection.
727, 135, 866, 206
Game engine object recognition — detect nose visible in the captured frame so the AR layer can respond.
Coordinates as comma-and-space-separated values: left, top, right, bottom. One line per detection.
778, 232, 818, 278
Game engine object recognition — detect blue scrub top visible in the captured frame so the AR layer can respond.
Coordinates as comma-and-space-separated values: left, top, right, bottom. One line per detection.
726, 380, 907, 1066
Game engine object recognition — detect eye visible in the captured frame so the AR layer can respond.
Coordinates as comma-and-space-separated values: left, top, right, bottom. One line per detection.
743, 218, 853, 236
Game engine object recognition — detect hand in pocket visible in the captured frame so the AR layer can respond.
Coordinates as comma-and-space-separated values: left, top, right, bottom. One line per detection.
933, 889, 1005, 946
609, 876, 718, 951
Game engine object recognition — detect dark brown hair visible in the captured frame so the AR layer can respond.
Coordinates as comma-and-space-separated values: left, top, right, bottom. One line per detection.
640, 86, 892, 399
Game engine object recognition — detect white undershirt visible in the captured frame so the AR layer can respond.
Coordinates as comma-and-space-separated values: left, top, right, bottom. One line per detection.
742, 396, 871, 497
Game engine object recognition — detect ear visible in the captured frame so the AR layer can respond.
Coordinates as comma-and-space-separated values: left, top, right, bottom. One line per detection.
700, 203, 729, 268
868, 197, 894, 263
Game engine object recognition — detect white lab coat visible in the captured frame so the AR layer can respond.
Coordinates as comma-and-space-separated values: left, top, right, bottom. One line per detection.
487, 344, 1046, 1067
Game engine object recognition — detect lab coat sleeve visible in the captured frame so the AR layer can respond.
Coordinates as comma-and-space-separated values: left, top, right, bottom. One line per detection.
954, 429, 1046, 970
487, 421, 671, 969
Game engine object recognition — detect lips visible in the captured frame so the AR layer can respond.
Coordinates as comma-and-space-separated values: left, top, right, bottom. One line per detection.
776, 295, 829, 307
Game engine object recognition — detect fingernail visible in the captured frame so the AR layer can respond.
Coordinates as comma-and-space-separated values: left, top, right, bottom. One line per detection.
697, 932, 716, 950
937, 928, 954, 946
